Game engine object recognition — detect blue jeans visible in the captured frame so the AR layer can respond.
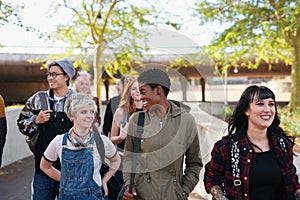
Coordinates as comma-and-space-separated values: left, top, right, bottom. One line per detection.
32, 171, 59, 200
59, 133, 106, 200
59, 186, 107, 200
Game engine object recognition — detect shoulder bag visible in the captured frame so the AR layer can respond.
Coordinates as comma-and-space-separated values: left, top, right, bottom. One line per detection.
93, 125, 122, 200
25, 92, 48, 154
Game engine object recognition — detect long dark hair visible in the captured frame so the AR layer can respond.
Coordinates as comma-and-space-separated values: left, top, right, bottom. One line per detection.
228, 85, 290, 141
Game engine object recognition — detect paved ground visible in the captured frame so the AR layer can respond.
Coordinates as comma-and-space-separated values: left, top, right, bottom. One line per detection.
0, 156, 33, 200
0, 155, 205, 200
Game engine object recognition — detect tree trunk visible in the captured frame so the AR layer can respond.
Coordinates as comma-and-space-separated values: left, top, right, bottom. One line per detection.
94, 44, 104, 105
289, 35, 300, 113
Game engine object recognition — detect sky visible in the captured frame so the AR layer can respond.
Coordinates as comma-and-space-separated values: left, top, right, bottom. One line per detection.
0, 0, 218, 53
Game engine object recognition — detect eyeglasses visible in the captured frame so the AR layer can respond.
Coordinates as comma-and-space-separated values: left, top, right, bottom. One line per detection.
47, 72, 65, 78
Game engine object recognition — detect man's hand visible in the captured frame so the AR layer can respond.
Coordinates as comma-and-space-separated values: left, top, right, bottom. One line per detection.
123, 185, 137, 200
35, 110, 52, 124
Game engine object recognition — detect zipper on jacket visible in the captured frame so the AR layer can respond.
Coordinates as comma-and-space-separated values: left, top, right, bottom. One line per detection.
158, 118, 164, 200
170, 169, 177, 184
145, 172, 151, 183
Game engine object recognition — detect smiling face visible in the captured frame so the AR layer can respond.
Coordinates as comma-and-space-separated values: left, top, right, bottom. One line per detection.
47, 65, 68, 89
71, 104, 96, 130
116, 78, 124, 96
76, 77, 91, 94
139, 83, 161, 111
130, 80, 141, 101
245, 97, 276, 131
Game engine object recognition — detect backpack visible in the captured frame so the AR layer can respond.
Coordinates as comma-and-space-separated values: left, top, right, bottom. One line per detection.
94, 128, 121, 200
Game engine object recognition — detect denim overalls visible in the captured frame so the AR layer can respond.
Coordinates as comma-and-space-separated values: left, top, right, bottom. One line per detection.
59, 133, 106, 200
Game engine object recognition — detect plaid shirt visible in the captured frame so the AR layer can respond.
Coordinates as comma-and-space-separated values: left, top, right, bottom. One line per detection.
204, 133, 300, 200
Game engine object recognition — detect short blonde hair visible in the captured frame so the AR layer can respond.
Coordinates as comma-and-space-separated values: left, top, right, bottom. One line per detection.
65, 93, 97, 118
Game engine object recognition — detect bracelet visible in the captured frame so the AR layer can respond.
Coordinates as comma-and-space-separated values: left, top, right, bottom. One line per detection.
219, 196, 228, 200
211, 186, 227, 200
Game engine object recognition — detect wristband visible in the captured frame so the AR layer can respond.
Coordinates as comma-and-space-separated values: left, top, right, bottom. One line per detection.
219, 196, 228, 200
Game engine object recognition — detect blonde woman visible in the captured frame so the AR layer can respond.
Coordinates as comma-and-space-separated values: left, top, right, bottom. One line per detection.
74, 71, 101, 126
40, 93, 120, 200
110, 76, 143, 186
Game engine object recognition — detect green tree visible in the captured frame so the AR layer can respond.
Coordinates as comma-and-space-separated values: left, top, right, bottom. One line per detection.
0, 1, 23, 33
47, 0, 178, 101
195, 0, 300, 112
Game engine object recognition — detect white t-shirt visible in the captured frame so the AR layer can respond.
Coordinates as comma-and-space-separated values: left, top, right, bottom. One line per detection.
43, 133, 117, 186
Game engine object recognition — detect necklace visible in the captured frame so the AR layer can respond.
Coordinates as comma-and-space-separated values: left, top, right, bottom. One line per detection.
246, 135, 269, 152
159, 116, 167, 130
72, 128, 90, 139
69, 128, 92, 147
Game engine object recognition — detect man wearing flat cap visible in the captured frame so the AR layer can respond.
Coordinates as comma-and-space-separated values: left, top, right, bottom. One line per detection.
122, 68, 203, 200
17, 59, 76, 200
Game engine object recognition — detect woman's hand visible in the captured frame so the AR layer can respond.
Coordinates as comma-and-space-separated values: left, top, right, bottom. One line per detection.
101, 180, 108, 197
210, 185, 228, 200
295, 189, 300, 199
119, 122, 128, 140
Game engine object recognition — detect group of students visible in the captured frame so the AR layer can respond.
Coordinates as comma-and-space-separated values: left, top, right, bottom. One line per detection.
16, 58, 300, 200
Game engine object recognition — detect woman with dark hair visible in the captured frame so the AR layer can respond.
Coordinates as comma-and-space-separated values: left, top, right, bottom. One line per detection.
204, 85, 300, 200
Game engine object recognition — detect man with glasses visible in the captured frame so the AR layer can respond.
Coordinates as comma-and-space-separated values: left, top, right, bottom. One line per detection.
17, 59, 75, 200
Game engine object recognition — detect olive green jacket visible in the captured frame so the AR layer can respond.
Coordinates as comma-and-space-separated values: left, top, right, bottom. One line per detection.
123, 100, 202, 200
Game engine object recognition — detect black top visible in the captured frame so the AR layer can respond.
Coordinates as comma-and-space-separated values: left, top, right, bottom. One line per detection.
249, 150, 283, 200
102, 95, 121, 136
36, 102, 73, 174
136, 108, 143, 112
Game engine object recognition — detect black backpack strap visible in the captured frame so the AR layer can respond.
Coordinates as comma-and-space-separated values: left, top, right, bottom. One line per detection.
129, 111, 145, 193
93, 126, 105, 164
38, 92, 48, 110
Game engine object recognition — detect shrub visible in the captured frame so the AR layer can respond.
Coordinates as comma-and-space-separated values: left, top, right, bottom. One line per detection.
220, 105, 233, 121
278, 106, 300, 151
